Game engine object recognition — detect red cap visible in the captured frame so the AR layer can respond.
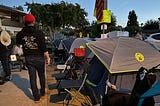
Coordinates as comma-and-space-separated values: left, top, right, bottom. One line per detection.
24, 14, 35, 23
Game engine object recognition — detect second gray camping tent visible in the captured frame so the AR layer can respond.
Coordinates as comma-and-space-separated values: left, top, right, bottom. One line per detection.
69, 38, 92, 57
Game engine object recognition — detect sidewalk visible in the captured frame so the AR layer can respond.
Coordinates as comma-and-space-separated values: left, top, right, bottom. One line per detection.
0, 65, 65, 106
2, 66, 159, 106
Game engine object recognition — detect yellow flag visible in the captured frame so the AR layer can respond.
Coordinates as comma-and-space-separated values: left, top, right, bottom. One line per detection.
79, 32, 82, 38
98, 10, 111, 24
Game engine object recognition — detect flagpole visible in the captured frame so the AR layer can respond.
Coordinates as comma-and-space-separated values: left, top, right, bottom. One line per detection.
104, 0, 107, 9
102, 0, 107, 34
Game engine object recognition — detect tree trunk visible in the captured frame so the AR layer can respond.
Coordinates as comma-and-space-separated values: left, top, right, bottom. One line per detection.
48, 26, 54, 40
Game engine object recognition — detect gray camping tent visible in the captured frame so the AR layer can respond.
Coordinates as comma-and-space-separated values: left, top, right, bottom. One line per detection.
87, 37, 160, 92
87, 37, 160, 74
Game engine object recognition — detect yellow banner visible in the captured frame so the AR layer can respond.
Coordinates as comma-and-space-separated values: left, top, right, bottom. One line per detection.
98, 10, 111, 24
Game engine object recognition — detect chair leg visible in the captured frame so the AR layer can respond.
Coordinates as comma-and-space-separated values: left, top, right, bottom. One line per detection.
63, 88, 91, 106
57, 80, 63, 95
56, 80, 61, 89
63, 93, 72, 106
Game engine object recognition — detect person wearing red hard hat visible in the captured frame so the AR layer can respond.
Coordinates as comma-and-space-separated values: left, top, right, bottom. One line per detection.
16, 14, 50, 103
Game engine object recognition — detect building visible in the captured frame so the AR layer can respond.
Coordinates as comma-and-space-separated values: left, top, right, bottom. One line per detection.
0, 5, 26, 36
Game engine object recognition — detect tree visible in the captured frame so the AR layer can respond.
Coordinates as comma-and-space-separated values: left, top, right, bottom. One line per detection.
25, 1, 89, 39
107, 13, 117, 32
90, 21, 101, 38
143, 19, 159, 30
142, 19, 159, 34
127, 10, 139, 27
14, 6, 24, 11
125, 10, 140, 37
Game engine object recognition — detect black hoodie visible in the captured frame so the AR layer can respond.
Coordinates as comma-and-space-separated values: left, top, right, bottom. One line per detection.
16, 26, 47, 56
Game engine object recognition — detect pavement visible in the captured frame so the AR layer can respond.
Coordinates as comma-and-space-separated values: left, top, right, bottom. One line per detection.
0, 65, 69, 106
2, 65, 159, 106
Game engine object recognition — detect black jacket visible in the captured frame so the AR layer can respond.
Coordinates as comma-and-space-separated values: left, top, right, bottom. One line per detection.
16, 26, 47, 56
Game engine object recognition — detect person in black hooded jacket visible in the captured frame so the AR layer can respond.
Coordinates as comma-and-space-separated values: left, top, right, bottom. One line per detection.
16, 14, 50, 103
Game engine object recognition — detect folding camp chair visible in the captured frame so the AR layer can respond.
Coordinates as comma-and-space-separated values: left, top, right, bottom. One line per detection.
52, 48, 87, 93
53, 48, 86, 77
59, 62, 98, 106
57, 55, 101, 106
52, 54, 75, 88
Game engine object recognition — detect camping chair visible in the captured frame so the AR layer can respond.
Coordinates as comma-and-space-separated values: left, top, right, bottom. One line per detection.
57, 61, 96, 106
57, 56, 102, 106
9, 54, 22, 72
52, 54, 75, 80
52, 48, 87, 91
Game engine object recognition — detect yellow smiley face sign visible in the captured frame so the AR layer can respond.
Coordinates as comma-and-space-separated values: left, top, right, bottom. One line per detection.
135, 53, 145, 62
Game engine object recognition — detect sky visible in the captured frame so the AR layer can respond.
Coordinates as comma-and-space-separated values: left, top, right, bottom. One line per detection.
0, 0, 160, 27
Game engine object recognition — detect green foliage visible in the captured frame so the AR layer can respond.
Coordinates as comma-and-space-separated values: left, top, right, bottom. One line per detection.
125, 10, 140, 36
14, 6, 24, 11
125, 26, 140, 37
90, 21, 101, 38
142, 19, 159, 30
107, 13, 117, 32
127, 10, 139, 26
25, 1, 89, 33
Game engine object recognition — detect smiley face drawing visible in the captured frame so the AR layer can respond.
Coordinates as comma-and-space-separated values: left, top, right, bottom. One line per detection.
135, 53, 144, 62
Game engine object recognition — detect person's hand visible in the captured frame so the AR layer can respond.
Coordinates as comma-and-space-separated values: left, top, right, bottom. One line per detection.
44, 51, 50, 65
111, 85, 117, 90
46, 57, 50, 65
